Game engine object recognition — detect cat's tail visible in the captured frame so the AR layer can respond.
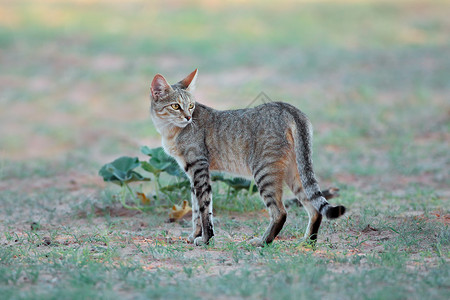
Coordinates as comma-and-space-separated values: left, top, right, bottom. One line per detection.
291, 113, 346, 219
284, 187, 340, 208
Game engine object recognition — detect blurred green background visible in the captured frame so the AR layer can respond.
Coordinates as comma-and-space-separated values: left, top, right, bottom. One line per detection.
0, 0, 449, 185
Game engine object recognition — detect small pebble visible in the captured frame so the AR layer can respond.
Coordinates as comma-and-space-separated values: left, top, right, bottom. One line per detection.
43, 237, 52, 246
31, 222, 40, 231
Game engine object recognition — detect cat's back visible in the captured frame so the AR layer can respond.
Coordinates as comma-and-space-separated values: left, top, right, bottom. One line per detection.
187, 101, 308, 142
206, 101, 305, 132
190, 102, 305, 175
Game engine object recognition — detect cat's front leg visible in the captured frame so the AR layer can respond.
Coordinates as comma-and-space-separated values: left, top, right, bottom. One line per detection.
188, 188, 202, 243
185, 158, 214, 246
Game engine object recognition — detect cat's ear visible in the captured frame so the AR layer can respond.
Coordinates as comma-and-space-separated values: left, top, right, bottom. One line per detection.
151, 74, 173, 101
177, 69, 198, 92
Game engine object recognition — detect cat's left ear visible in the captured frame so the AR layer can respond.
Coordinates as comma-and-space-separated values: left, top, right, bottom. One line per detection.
177, 69, 198, 92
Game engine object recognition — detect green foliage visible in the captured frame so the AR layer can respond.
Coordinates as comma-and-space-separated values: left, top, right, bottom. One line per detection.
98, 156, 150, 186
140, 146, 187, 179
211, 174, 258, 194
98, 146, 257, 210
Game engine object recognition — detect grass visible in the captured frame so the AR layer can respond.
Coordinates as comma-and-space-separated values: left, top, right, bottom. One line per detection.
1, 214, 448, 299
1, 181, 448, 299
1, 0, 449, 299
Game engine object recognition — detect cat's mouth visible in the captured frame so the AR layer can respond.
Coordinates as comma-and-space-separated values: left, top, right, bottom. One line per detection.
175, 120, 192, 128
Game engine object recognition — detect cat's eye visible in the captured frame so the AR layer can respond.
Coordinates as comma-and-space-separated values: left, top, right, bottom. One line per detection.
171, 104, 180, 110
188, 103, 194, 109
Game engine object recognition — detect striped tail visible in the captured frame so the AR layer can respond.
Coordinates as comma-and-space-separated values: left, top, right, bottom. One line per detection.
292, 116, 346, 219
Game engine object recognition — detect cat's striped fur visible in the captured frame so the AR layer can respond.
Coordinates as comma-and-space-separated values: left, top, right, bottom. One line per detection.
150, 69, 346, 246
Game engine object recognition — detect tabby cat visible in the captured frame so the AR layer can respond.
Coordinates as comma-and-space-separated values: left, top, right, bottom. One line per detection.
150, 69, 346, 247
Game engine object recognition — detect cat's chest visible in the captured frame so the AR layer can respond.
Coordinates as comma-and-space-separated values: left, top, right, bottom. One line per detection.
162, 137, 186, 174
162, 136, 179, 157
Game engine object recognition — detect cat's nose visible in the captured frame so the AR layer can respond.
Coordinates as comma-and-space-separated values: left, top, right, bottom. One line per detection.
185, 116, 191, 121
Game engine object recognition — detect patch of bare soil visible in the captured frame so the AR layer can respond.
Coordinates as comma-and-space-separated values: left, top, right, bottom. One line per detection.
77, 205, 142, 218
334, 171, 445, 190
0, 172, 105, 193
414, 210, 450, 225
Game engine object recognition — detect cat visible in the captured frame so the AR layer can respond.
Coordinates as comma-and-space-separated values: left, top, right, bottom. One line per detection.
149, 69, 346, 247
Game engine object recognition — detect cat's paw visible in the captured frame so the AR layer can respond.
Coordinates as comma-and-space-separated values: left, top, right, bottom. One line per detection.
193, 236, 213, 246
193, 237, 205, 246
248, 237, 265, 247
188, 234, 196, 243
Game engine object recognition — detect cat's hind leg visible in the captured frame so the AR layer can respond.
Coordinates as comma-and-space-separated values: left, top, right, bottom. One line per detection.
285, 166, 322, 244
250, 168, 287, 247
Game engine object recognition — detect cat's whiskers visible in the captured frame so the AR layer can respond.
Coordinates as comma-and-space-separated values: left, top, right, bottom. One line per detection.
190, 119, 198, 129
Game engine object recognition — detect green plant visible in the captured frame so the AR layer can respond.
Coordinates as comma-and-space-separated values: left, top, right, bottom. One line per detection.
98, 146, 258, 211
98, 156, 150, 211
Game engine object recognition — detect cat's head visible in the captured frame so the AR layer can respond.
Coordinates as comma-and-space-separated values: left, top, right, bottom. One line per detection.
150, 69, 198, 129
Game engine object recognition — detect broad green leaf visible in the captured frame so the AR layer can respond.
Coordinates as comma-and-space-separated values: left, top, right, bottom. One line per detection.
98, 156, 150, 185
140, 161, 161, 175
211, 173, 258, 193
140, 145, 160, 157
160, 180, 190, 192
141, 146, 187, 179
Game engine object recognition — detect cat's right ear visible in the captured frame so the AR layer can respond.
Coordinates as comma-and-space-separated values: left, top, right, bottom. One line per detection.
151, 74, 173, 101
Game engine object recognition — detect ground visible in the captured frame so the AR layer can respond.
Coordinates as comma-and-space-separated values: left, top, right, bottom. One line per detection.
0, 0, 449, 299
